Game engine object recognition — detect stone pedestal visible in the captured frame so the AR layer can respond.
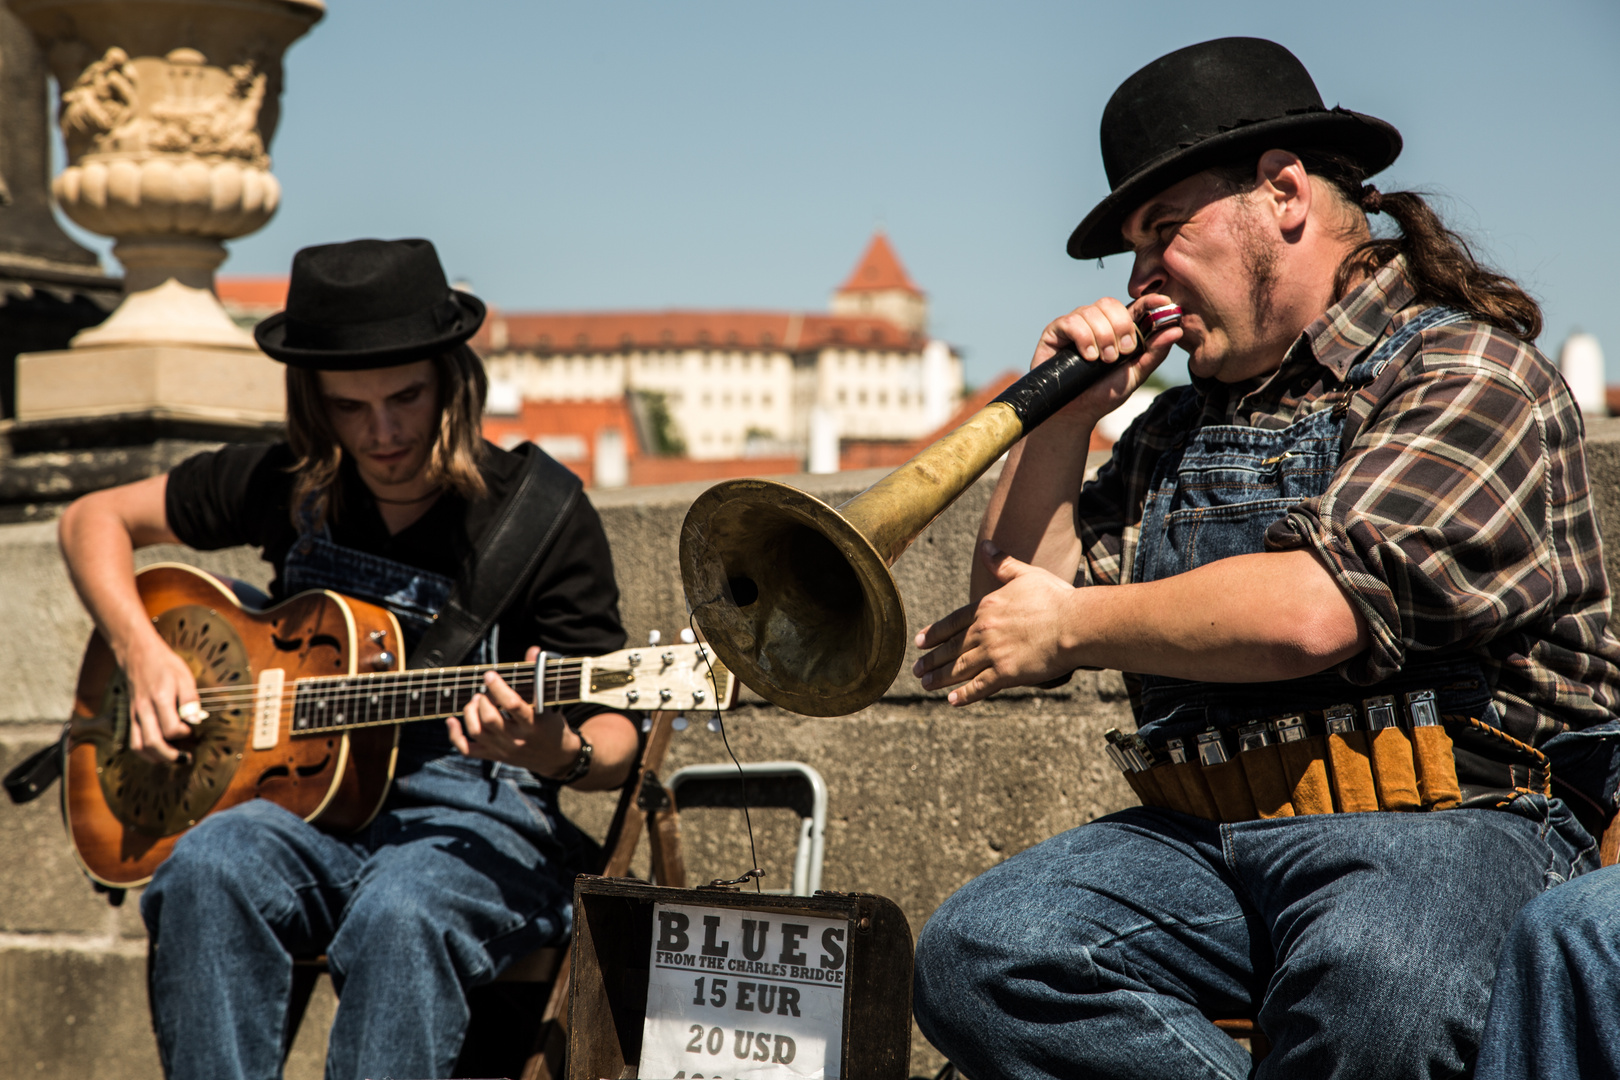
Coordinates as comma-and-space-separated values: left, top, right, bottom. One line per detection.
17, 343, 284, 424
0, 0, 322, 515
0, 3, 120, 419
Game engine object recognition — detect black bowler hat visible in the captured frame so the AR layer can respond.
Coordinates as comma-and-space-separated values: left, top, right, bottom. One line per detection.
254, 238, 486, 369
1067, 38, 1402, 260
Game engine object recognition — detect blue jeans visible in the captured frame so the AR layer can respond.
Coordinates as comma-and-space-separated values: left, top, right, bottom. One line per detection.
913, 798, 1594, 1080
141, 750, 589, 1080
1476, 863, 1620, 1080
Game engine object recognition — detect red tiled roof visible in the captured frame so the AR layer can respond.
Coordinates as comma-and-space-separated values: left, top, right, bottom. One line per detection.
216, 276, 289, 311
629, 456, 803, 486
483, 397, 806, 488
836, 232, 921, 296
482, 398, 642, 486
474, 309, 923, 354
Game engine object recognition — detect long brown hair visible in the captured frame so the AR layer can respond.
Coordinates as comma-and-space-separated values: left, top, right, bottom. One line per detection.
285, 344, 489, 529
1218, 151, 1543, 342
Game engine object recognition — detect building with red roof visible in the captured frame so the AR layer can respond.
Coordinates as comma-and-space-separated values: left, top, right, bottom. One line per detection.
216, 233, 965, 482
476, 232, 962, 461
830, 231, 926, 334
216, 276, 290, 327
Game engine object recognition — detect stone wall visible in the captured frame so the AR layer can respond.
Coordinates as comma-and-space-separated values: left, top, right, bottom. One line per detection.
6, 420, 1620, 1078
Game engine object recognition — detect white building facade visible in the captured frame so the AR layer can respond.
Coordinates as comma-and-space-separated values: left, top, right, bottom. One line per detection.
474, 233, 963, 460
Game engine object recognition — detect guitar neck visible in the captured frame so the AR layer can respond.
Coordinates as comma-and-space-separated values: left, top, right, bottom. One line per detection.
289, 658, 587, 735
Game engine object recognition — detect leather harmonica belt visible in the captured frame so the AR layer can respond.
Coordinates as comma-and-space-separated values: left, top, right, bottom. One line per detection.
1105, 690, 1551, 823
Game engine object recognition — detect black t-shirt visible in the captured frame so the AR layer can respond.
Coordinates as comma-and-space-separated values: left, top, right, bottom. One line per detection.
165, 440, 627, 730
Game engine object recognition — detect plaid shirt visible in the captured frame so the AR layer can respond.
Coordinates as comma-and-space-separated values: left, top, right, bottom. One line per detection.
1076, 260, 1620, 792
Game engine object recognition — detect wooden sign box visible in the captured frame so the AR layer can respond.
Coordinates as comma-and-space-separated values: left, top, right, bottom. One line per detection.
568, 876, 914, 1080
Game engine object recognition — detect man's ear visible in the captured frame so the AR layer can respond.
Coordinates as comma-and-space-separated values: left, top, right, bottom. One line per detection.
1255, 149, 1310, 238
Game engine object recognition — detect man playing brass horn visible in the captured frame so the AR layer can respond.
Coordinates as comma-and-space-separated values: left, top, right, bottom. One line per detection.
909, 37, 1620, 1078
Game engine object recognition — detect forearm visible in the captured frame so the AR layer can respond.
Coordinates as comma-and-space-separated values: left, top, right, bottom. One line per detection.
568, 712, 639, 791
1063, 549, 1369, 682
974, 417, 1095, 600
58, 480, 179, 663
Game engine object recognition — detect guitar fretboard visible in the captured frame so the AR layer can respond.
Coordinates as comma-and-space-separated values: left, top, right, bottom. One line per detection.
289, 658, 585, 734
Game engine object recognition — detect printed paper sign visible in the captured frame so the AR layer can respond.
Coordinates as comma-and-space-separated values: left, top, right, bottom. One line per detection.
638, 902, 848, 1080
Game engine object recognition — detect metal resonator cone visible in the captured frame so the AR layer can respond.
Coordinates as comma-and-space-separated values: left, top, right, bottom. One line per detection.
680, 478, 906, 718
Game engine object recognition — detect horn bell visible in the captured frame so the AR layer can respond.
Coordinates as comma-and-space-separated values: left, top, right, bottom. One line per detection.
679, 478, 906, 718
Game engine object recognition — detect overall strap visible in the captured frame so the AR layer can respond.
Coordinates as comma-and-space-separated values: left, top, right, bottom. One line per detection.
1344, 304, 1471, 387
410, 446, 583, 669
1339, 304, 1471, 457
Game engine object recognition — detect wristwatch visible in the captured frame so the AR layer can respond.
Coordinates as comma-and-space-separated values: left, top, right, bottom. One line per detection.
550, 732, 594, 785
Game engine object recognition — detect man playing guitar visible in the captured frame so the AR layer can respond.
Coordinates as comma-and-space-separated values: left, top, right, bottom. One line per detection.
57, 237, 638, 1080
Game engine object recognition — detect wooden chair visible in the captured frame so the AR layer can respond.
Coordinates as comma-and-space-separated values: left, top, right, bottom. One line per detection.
284, 709, 690, 1079
1214, 807, 1620, 1062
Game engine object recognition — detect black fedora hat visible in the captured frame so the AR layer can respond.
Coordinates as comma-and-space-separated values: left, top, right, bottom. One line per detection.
255, 238, 486, 369
1067, 38, 1401, 260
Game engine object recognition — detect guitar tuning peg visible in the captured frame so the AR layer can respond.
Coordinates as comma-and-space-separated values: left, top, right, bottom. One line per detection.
707, 716, 722, 733
680, 628, 696, 644
641, 716, 652, 733
647, 630, 661, 646
672, 716, 689, 732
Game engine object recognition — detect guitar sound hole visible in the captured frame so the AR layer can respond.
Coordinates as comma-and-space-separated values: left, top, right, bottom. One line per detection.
256, 765, 290, 786
295, 756, 332, 778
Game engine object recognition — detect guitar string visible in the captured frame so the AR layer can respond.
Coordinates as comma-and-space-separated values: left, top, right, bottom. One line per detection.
184, 658, 585, 695
182, 660, 588, 707
152, 649, 700, 735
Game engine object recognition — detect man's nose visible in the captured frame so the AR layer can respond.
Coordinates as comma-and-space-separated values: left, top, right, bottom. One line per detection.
1127, 255, 1165, 300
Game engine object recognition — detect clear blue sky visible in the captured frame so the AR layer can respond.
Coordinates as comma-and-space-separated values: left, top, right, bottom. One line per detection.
64, 0, 1620, 387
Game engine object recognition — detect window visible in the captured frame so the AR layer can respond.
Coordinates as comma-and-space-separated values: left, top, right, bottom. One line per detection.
762, 393, 772, 407
760, 332, 774, 346
878, 391, 888, 406
837, 389, 847, 404
575, 333, 589, 348
858, 390, 868, 405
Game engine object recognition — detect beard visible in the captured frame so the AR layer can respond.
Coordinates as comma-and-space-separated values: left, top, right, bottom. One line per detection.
1235, 199, 1281, 335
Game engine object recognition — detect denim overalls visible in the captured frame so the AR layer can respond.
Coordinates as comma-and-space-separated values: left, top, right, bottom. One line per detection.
143, 495, 592, 1080
1128, 306, 1495, 749
911, 307, 1599, 1080
281, 499, 577, 827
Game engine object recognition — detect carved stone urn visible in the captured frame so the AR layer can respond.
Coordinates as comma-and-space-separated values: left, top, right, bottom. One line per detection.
7, 0, 321, 352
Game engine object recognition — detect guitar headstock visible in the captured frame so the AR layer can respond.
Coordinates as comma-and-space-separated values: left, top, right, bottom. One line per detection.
578, 641, 738, 713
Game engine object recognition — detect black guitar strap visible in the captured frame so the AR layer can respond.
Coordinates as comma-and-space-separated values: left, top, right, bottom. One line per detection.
4, 724, 66, 805
410, 443, 583, 670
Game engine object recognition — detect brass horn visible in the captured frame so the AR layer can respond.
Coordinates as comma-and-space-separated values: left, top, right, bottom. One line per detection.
679, 304, 1181, 717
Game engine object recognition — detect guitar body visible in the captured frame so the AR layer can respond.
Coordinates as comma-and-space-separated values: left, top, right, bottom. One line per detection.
64, 564, 404, 888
